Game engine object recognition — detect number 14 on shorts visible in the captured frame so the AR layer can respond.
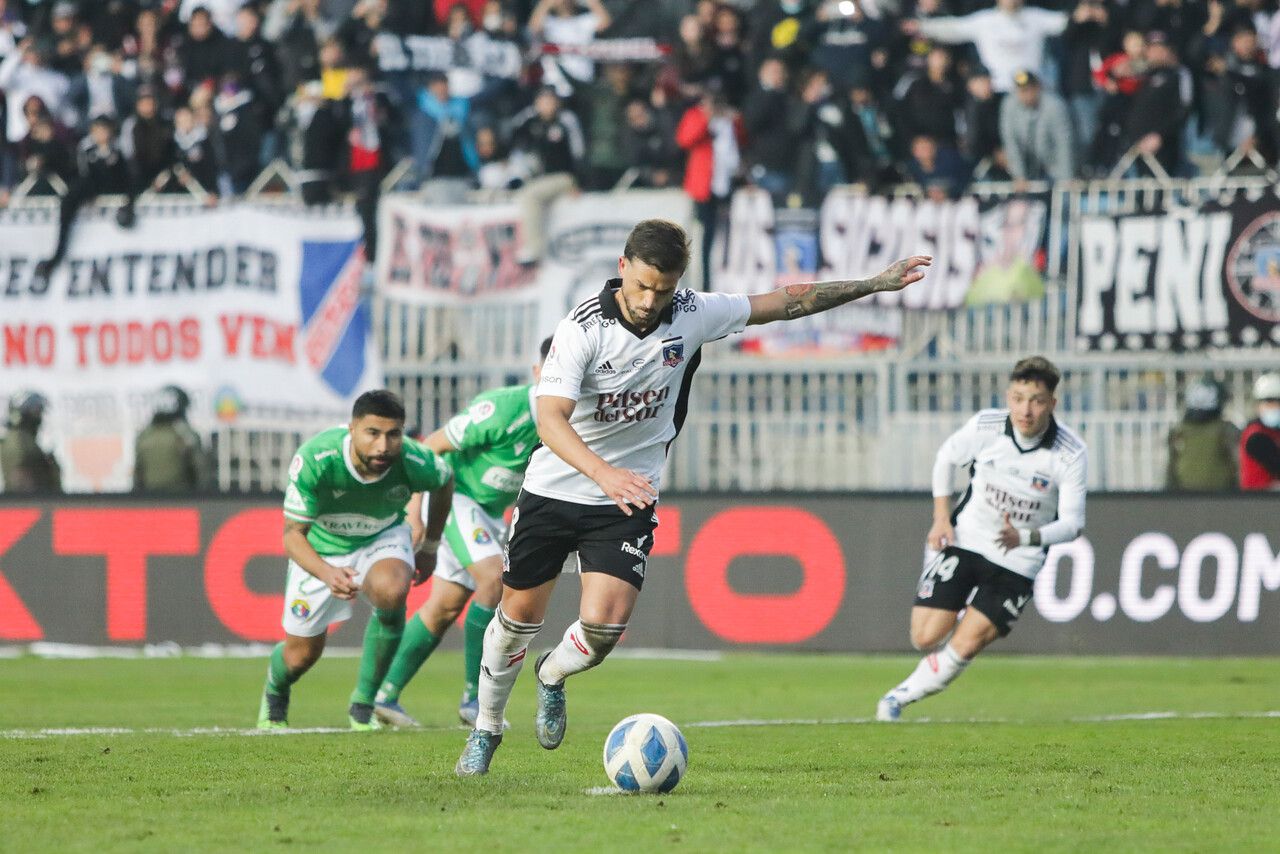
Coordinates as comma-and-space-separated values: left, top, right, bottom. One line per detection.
917, 553, 959, 600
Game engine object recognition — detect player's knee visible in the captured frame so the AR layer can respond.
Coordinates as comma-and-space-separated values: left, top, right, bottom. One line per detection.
580, 621, 626, 663
910, 625, 946, 652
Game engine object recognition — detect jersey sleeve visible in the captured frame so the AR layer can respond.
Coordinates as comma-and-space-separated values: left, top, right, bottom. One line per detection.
932, 413, 986, 497
443, 395, 504, 451
537, 316, 594, 400
403, 443, 454, 492
1039, 448, 1087, 545
283, 449, 321, 523
694, 291, 752, 343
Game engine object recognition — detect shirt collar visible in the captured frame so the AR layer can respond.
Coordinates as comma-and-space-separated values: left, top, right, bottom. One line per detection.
598, 278, 675, 339
1004, 415, 1058, 454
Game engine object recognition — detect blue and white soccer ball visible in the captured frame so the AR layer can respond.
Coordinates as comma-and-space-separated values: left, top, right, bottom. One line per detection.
603, 713, 688, 793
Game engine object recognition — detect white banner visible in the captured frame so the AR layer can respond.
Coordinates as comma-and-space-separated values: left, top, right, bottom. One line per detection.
537, 189, 698, 336
378, 198, 535, 304
0, 203, 379, 492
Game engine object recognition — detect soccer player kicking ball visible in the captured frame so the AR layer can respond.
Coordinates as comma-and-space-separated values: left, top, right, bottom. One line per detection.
456, 218, 931, 775
372, 339, 552, 728
876, 357, 1088, 721
257, 390, 455, 730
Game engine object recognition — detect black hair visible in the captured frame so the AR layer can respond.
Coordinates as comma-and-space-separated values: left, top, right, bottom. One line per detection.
352, 389, 406, 421
623, 219, 690, 275
1010, 356, 1061, 393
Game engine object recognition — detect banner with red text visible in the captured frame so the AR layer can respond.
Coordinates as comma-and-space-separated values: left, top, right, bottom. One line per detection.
2, 494, 1276, 654
0, 203, 378, 492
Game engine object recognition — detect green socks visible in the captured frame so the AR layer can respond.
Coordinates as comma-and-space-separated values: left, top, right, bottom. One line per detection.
351, 606, 406, 706
463, 602, 496, 701
376, 613, 441, 704
265, 642, 301, 698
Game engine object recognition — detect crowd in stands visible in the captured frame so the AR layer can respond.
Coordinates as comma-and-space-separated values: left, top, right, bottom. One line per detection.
3, 0, 1280, 242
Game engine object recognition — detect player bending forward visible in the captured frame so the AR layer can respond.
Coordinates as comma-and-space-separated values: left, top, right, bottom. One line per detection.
257, 390, 454, 730
372, 339, 551, 728
876, 356, 1087, 721
456, 218, 931, 775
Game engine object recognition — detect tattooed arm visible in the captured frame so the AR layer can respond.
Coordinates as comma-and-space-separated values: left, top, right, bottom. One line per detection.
745, 255, 932, 326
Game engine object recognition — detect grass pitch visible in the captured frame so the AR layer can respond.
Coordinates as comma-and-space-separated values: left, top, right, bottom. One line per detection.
4, 652, 1278, 853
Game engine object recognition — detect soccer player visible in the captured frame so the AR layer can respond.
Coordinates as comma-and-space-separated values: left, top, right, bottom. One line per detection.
456, 218, 931, 774
257, 390, 455, 730
875, 356, 1087, 721
373, 338, 552, 728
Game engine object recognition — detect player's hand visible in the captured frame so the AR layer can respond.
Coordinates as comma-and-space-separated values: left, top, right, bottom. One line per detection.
994, 513, 1020, 553
594, 464, 657, 516
323, 564, 360, 600
413, 550, 437, 585
873, 256, 932, 293
926, 517, 955, 551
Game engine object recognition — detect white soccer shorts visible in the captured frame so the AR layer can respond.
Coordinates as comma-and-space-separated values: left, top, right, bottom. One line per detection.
281, 524, 414, 637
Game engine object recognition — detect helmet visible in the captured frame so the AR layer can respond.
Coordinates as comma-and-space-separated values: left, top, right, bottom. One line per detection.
1253, 372, 1280, 402
7, 391, 48, 427
154, 385, 190, 418
1184, 378, 1224, 421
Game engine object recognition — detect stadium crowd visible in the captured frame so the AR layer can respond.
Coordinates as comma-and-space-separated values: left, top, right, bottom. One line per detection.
3, 0, 1280, 216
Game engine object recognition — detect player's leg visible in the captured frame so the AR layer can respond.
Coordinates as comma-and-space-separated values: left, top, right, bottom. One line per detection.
374, 573, 470, 725
259, 633, 326, 729
458, 554, 504, 722
458, 493, 572, 776
348, 551, 413, 730
877, 548, 976, 721
259, 557, 353, 728
532, 505, 654, 750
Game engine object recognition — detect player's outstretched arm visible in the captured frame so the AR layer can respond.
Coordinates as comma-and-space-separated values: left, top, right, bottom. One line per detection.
745, 255, 932, 326
537, 395, 657, 516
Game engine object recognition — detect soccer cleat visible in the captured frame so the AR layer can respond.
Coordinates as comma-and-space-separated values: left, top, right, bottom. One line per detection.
876, 694, 903, 722
533, 651, 567, 750
455, 729, 503, 776
374, 700, 420, 728
458, 694, 509, 730
348, 702, 382, 731
257, 691, 289, 730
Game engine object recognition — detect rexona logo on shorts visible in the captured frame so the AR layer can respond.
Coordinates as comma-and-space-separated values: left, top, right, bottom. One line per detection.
315, 513, 398, 536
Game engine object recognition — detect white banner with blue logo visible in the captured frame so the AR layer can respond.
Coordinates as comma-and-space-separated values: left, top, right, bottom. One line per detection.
0, 203, 379, 492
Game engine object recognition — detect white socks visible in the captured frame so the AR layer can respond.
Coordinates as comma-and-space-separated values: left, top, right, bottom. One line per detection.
537, 620, 626, 686
475, 607, 541, 734
888, 643, 970, 707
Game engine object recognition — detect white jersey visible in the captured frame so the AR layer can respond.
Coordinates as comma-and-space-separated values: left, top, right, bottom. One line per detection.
526, 280, 752, 505
934, 409, 1088, 579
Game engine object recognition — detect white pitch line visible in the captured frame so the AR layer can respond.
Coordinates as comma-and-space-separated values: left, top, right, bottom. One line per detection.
3, 710, 1278, 740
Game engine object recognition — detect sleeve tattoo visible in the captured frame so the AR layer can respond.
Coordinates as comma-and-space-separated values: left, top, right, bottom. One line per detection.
781, 278, 883, 319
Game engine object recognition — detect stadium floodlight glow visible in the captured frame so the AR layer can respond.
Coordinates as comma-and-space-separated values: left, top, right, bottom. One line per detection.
839, 0, 857, 15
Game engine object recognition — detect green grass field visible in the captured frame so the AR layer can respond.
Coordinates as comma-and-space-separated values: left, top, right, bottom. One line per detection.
4, 652, 1279, 852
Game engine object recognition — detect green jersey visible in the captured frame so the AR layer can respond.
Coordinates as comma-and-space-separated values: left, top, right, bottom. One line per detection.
283, 426, 452, 555
442, 384, 539, 516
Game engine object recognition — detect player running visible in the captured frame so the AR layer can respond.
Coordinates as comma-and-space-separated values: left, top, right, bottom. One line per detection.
456, 218, 931, 775
876, 356, 1087, 721
257, 390, 454, 731
372, 339, 552, 729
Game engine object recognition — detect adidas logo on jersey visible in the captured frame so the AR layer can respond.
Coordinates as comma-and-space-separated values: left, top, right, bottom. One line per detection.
593, 361, 618, 376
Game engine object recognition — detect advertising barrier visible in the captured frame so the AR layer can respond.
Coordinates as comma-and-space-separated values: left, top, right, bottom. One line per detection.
0, 204, 378, 492
1, 494, 1275, 654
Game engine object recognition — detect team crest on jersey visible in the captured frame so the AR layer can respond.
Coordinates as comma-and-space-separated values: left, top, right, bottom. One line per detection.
387, 485, 411, 504
299, 238, 370, 396
473, 527, 493, 545
661, 338, 685, 367
291, 599, 311, 619
1031, 474, 1051, 491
